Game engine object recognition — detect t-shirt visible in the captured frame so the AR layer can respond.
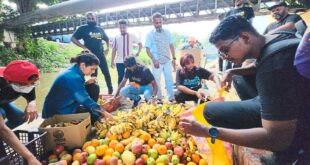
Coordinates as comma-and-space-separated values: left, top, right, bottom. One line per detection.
256, 36, 310, 149
124, 64, 155, 86
176, 67, 211, 91
294, 28, 310, 79
263, 14, 302, 34
112, 33, 140, 63
225, 6, 255, 21
0, 77, 35, 105
73, 25, 109, 55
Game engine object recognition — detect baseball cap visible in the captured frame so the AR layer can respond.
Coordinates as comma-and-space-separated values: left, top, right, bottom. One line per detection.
0, 60, 40, 83
267, 1, 288, 10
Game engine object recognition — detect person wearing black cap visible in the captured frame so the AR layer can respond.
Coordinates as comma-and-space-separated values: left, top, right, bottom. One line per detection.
264, 1, 302, 34
112, 56, 157, 108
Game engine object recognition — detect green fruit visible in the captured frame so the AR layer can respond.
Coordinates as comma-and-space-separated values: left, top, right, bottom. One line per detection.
87, 153, 97, 165
48, 158, 58, 163
112, 151, 121, 158
147, 157, 156, 165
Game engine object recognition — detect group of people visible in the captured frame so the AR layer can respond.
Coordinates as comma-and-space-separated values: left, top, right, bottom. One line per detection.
0, 0, 309, 164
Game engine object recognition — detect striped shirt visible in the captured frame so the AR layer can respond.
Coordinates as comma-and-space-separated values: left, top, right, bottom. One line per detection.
112, 33, 140, 63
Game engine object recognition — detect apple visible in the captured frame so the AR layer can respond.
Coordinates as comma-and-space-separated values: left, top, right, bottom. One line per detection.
72, 160, 80, 165
54, 145, 65, 155
156, 155, 169, 164
131, 141, 143, 154
171, 155, 180, 165
167, 150, 173, 155
87, 154, 97, 165
86, 146, 96, 154
135, 158, 144, 165
60, 154, 72, 164
147, 157, 156, 165
108, 156, 118, 165
142, 144, 150, 154
94, 159, 105, 165
174, 146, 184, 157
148, 149, 158, 159
112, 151, 121, 158
59, 150, 69, 158
100, 138, 110, 145
72, 149, 82, 155
48, 154, 58, 161
165, 142, 173, 150
152, 144, 160, 150
48, 158, 59, 164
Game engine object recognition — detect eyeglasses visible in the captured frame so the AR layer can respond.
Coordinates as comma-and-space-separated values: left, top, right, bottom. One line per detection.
218, 36, 239, 58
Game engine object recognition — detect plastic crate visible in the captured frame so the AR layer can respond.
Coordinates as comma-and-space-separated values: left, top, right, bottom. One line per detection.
0, 130, 47, 165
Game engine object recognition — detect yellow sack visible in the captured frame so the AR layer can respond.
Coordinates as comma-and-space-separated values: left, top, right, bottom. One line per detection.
191, 102, 232, 165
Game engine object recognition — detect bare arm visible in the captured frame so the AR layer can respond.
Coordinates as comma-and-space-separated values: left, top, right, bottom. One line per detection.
169, 44, 176, 59
114, 77, 128, 97
267, 22, 296, 34
111, 47, 117, 68
136, 42, 142, 56
0, 116, 41, 165
146, 47, 159, 68
71, 36, 88, 50
177, 85, 197, 96
151, 80, 158, 96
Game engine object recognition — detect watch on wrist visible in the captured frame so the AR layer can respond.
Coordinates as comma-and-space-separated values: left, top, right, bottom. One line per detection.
172, 57, 176, 60
208, 127, 219, 144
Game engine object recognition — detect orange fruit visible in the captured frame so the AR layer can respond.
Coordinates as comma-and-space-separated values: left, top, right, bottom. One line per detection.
187, 162, 197, 165
103, 155, 111, 163
148, 138, 156, 147
199, 159, 208, 165
115, 143, 125, 153
191, 154, 201, 164
91, 139, 100, 147
73, 153, 81, 161
96, 145, 108, 156
122, 131, 131, 139
105, 148, 114, 156
107, 133, 118, 141
141, 154, 148, 162
141, 133, 151, 142
82, 141, 91, 151
157, 145, 167, 155
109, 140, 119, 150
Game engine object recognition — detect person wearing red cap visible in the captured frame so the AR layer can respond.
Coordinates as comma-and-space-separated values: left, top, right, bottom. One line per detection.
0, 60, 41, 165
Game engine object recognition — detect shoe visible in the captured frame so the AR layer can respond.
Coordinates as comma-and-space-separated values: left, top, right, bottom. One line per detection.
132, 96, 141, 108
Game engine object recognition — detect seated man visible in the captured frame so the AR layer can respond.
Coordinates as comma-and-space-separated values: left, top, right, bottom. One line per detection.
175, 53, 220, 103
180, 16, 310, 164
113, 56, 157, 108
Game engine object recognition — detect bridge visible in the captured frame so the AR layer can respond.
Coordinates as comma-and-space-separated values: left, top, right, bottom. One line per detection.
28, 0, 273, 37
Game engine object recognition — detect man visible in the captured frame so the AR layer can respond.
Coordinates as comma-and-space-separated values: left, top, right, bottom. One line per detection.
113, 56, 157, 108
180, 16, 310, 164
71, 12, 113, 94
0, 60, 41, 165
264, 1, 302, 34
225, 0, 255, 23
145, 12, 176, 102
111, 19, 142, 85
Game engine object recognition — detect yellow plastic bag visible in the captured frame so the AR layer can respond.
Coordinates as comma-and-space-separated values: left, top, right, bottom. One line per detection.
191, 102, 232, 165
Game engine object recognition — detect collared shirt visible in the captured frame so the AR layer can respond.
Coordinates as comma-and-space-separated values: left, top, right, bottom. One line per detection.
42, 64, 101, 119
112, 33, 140, 63
145, 28, 173, 62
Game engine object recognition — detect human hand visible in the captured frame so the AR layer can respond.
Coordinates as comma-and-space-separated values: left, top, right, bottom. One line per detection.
153, 59, 160, 68
85, 77, 97, 84
221, 70, 233, 90
179, 118, 209, 137
82, 48, 91, 54
104, 49, 109, 56
196, 90, 206, 100
111, 61, 116, 69
24, 101, 38, 123
172, 59, 176, 71
96, 110, 113, 121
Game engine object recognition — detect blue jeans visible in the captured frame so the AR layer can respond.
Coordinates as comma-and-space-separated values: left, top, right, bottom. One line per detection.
0, 103, 24, 129
116, 63, 125, 85
120, 85, 153, 101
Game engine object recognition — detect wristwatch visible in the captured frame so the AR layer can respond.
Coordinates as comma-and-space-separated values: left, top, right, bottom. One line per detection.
208, 127, 219, 144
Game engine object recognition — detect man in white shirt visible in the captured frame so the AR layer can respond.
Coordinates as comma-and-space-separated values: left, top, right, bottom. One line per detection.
111, 19, 142, 85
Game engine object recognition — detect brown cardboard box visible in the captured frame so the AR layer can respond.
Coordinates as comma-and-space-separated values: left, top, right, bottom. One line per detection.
39, 113, 91, 151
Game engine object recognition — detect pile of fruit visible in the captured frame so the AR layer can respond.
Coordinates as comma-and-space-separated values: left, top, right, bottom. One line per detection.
45, 119, 84, 128
44, 103, 209, 165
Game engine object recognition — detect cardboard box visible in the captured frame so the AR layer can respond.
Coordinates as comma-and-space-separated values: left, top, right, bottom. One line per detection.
39, 113, 91, 151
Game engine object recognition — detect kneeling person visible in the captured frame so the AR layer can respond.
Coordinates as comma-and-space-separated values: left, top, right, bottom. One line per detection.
113, 56, 157, 108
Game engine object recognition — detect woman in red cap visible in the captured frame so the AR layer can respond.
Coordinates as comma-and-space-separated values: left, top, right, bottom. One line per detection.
0, 60, 41, 164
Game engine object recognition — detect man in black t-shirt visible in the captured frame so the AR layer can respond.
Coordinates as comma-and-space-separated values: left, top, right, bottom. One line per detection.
264, 2, 302, 34
225, 0, 255, 23
179, 16, 310, 164
113, 56, 157, 108
71, 12, 113, 94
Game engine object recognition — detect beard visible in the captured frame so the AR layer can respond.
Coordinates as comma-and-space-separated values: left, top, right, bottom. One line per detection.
87, 21, 97, 27
156, 27, 162, 32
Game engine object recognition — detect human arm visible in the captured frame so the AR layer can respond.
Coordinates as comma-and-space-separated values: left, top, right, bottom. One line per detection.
136, 42, 142, 56
111, 38, 117, 69
114, 77, 128, 98
22, 89, 38, 123
145, 32, 159, 68
146, 48, 159, 68
150, 80, 157, 97
101, 28, 110, 55
267, 15, 301, 34
0, 115, 41, 165
71, 36, 89, 51
169, 43, 176, 70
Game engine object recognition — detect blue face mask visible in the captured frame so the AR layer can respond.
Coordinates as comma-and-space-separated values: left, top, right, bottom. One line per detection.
87, 21, 97, 27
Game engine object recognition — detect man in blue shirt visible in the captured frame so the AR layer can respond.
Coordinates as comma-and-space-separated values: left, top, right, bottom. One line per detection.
145, 12, 176, 102
71, 12, 113, 94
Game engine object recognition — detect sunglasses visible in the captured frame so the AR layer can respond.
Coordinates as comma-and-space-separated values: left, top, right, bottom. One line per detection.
218, 36, 239, 59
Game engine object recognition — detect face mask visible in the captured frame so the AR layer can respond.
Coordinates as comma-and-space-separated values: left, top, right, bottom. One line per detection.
87, 21, 97, 27
11, 84, 35, 93
156, 27, 162, 32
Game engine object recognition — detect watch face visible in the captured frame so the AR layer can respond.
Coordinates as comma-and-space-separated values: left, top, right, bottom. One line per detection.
209, 127, 218, 137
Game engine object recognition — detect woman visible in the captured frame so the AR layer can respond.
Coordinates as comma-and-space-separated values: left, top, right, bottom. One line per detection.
42, 52, 112, 122
175, 53, 220, 103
